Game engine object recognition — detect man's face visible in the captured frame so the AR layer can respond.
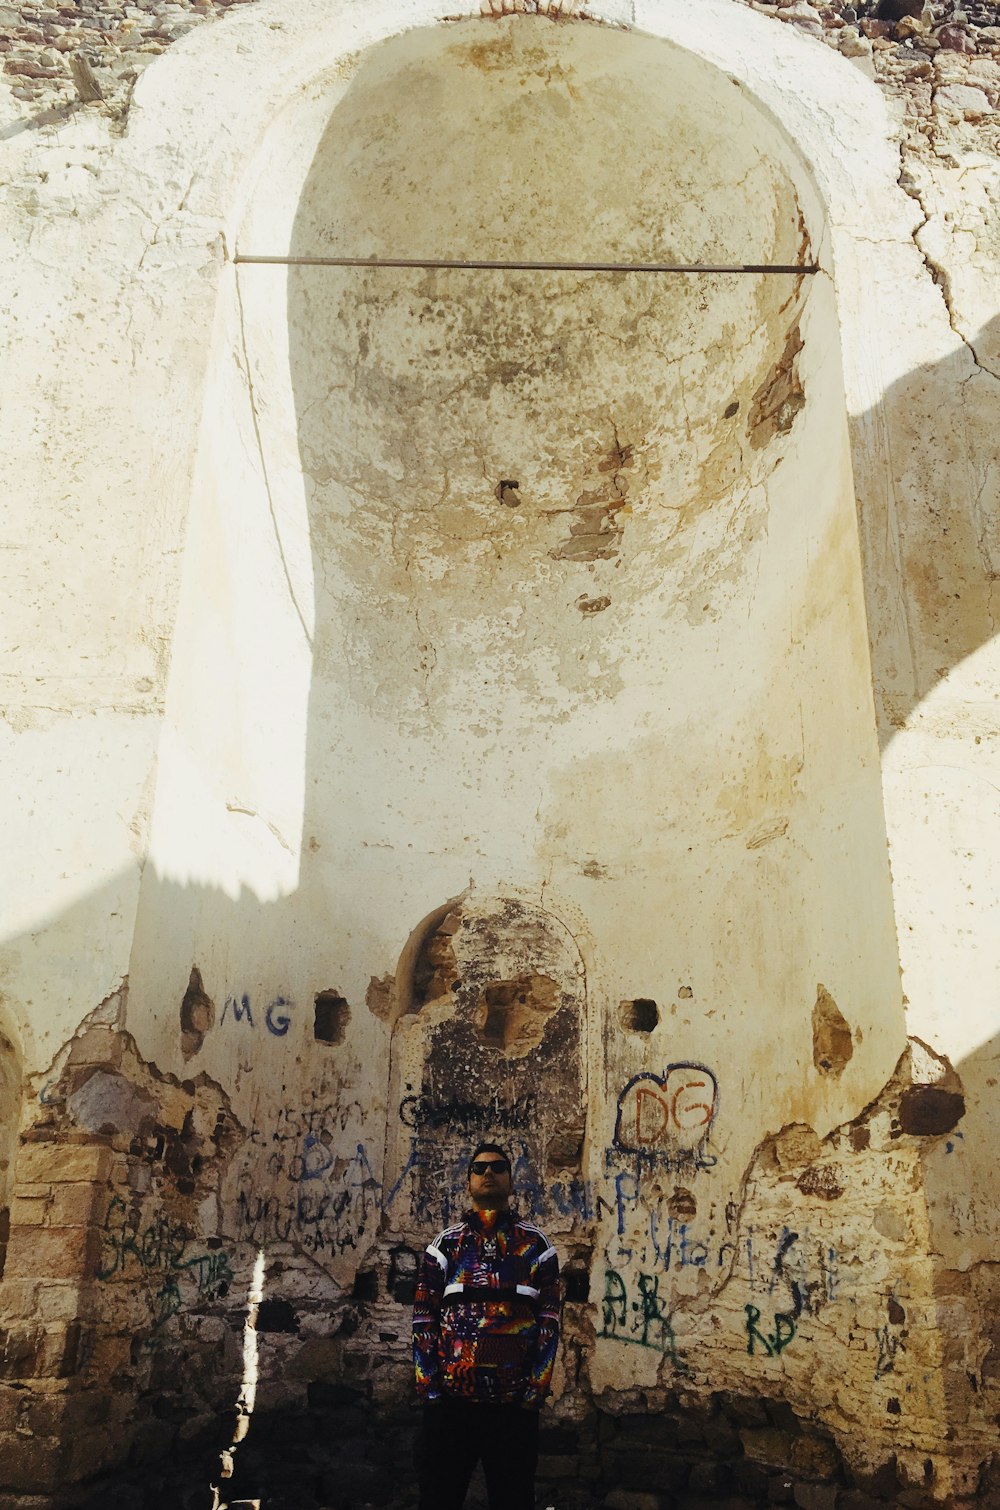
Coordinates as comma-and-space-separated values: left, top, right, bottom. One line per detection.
468, 1153, 512, 1211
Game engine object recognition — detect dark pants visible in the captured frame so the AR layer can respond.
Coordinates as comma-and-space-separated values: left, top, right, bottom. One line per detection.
416, 1397, 540, 1510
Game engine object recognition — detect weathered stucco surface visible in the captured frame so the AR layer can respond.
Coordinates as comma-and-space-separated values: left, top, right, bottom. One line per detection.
2, 0, 1000, 1506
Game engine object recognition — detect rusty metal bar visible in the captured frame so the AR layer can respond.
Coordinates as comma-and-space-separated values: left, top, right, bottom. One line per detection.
234, 253, 819, 274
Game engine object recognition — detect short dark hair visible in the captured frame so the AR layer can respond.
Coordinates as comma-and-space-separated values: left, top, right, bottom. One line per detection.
467, 1142, 511, 1174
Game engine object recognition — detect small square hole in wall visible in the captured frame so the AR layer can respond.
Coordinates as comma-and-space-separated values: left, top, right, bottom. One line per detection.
619, 998, 658, 1033
352, 1270, 378, 1302
314, 990, 350, 1044
564, 1268, 590, 1303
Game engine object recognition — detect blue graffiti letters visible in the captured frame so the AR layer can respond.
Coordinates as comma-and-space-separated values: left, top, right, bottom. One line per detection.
266, 997, 292, 1036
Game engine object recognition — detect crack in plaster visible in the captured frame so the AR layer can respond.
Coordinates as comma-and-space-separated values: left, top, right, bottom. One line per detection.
235, 268, 313, 648
897, 165, 1000, 384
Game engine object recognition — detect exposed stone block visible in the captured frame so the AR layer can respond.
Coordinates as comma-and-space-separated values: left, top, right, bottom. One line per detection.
4, 1224, 99, 1281
689, 1460, 732, 1494
604, 1493, 672, 1510
27, 1386, 112, 1434
38, 1320, 87, 1379
0, 1278, 39, 1320
0, 1383, 22, 1432
733, 1460, 771, 1498
66, 1423, 123, 1478
131, 1418, 182, 1470
614, 1413, 680, 1447
703, 1414, 742, 1455
0, 1429, 65, 1492
318, 1459, 394, 1504
838, 1493, 888, 1510
614, 1447, 689, 1492
720, 1392, 770, 1427
288, 1337, 342, 1379
768, 1473, 797, 1503
0, 1324, 44, 1379
8, 1193, 50, 1225
793, 1483, 839, 1510
538, 1422, 581, 1454
791, 1437, 841, 1478
46, 1181, 101, 1227
66, 1025, 125, 1070
537, 1454, 578, 1477
15, 1143, 112, 1185
741, 1428, 796, 1468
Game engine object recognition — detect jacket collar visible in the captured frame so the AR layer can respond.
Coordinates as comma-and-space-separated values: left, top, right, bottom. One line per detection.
465, 1206, 516, 1234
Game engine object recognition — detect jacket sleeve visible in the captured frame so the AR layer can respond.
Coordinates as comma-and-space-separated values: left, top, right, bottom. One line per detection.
521, 1235, 561, 1408
412, 1238, 446, 1401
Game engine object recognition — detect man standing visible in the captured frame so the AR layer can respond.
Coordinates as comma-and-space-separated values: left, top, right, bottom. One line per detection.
412, 1142, 561, 1510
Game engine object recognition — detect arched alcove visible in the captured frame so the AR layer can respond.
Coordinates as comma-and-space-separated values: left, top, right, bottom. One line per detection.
238, 13, 904, 1193
125, 4, 908, 1285
383, 890, 588, 1237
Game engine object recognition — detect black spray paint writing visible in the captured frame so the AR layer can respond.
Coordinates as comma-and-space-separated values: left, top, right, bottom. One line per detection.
237, 1142, 381, 1255
398, 1091, 537, 1134
96, 1196, 233, 1326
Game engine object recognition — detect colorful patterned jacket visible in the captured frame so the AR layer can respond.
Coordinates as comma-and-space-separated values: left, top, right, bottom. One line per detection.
412, 1207, 561, 1407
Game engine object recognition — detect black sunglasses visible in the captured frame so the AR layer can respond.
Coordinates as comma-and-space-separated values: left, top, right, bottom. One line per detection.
470, 1159, 510, 1176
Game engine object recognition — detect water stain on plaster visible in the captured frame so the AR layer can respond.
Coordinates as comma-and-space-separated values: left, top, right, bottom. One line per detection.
812, 984, 854, 1076
747, 323, 805, 449
549, 433, 635, 562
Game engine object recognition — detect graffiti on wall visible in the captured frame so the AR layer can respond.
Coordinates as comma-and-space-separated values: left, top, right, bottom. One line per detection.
399, 1090, 537, 1134
598, 1266, 687, 1369
220, 991, 294, 1038
238, 1140, 381, 1256
96, 1195, 233, 1327
613, 1064, 717, 1159
745, 1303, 796, 1357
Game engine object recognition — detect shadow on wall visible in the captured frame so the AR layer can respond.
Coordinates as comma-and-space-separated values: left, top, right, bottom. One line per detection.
855, 311, 1000, 743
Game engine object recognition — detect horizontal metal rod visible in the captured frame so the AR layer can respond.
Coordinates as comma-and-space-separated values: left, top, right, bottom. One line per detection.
234, 253, 819, 275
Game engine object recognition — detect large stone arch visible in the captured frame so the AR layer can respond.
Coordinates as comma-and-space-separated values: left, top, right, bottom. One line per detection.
122, 0, 925, 1489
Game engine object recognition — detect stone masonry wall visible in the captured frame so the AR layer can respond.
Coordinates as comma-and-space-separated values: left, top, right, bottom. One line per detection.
3, 1005, 996, 1510
2, 0, 1000, 120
